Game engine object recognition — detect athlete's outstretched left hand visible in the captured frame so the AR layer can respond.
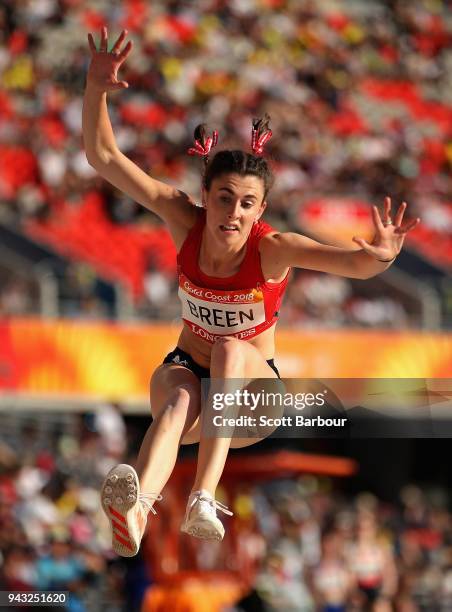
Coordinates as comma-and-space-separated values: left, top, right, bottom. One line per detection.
352, 197, 420, 262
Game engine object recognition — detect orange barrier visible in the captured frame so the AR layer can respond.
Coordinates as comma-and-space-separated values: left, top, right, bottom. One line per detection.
175, 450, 357, 482
142, 577, 242, 612
0, 319, 451, 402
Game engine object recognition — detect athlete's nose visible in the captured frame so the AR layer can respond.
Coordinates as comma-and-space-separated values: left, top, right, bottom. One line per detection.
227, 200, 241, 219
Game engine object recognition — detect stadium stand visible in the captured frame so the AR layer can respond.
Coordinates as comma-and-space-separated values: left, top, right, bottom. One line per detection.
0, 0, 451, 326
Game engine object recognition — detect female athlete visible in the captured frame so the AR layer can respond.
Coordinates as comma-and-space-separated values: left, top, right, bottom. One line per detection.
83, 28, 420, 556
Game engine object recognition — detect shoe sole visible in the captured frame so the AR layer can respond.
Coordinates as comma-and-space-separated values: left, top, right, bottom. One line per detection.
100, 464, 142, 557
181, 518, 224, 541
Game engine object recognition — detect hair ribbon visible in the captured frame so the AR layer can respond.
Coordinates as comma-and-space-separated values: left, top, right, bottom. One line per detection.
187, 130, 218, 157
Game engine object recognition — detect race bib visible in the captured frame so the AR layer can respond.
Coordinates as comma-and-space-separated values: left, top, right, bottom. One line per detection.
178, 273, 265, 335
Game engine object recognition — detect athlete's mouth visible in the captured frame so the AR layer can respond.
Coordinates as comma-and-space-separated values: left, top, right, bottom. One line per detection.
220, 224, 239, 232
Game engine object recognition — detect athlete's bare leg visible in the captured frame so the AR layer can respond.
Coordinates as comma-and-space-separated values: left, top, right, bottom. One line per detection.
134, 365, 201, 502
191, 337, 278, 497
101, 364, 204, 556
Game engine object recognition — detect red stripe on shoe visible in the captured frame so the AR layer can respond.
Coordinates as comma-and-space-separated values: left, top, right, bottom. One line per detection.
109, 506, 126, 524
114, 532, 133, 551
112, 519, 129, 538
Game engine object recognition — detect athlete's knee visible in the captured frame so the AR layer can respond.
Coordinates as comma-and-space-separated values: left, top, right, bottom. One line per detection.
211, 337, 246, 368
155, 384, 200, 424
167, 384, 199, 412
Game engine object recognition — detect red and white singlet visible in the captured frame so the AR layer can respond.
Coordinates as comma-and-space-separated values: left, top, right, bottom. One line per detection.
177, 210, 289, 344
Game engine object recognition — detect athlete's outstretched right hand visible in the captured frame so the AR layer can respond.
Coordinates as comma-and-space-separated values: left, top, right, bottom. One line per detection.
87, 27, 132, 92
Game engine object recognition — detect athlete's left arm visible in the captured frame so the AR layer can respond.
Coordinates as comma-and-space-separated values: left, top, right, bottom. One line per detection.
264, 198, 420, 280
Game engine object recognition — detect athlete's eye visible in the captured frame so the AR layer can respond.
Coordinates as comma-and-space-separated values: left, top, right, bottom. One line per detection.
220, 196, 231, 203
242, 202, 253, 209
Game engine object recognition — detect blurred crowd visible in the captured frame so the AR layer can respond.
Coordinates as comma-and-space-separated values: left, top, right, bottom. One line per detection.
231, 479, 452, 612
1, 0, 451, 326
2, 411, 452, 611
0, 265, 415, 328
280, 269, 413, 329
0, 406, 147, 612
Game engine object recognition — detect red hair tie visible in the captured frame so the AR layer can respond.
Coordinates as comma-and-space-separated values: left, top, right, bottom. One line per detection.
251, 117, 272, 155
187, 130, 218, 157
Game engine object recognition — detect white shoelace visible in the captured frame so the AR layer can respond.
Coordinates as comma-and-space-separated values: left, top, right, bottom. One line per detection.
190, 493, 233, 517
139, 493, 163, 516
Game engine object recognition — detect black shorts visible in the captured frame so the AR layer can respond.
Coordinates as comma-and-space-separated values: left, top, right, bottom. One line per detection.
162, 347, 280, 380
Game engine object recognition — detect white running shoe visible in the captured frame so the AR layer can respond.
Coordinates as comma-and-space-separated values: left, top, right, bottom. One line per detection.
100, 464, 162, 557
180, 489, 233, 541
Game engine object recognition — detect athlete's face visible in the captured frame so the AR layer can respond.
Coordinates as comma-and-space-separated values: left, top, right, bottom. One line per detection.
203, 173, 267, 242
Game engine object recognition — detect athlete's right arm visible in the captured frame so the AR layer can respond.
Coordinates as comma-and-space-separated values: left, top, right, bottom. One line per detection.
82, 28, 197, 237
